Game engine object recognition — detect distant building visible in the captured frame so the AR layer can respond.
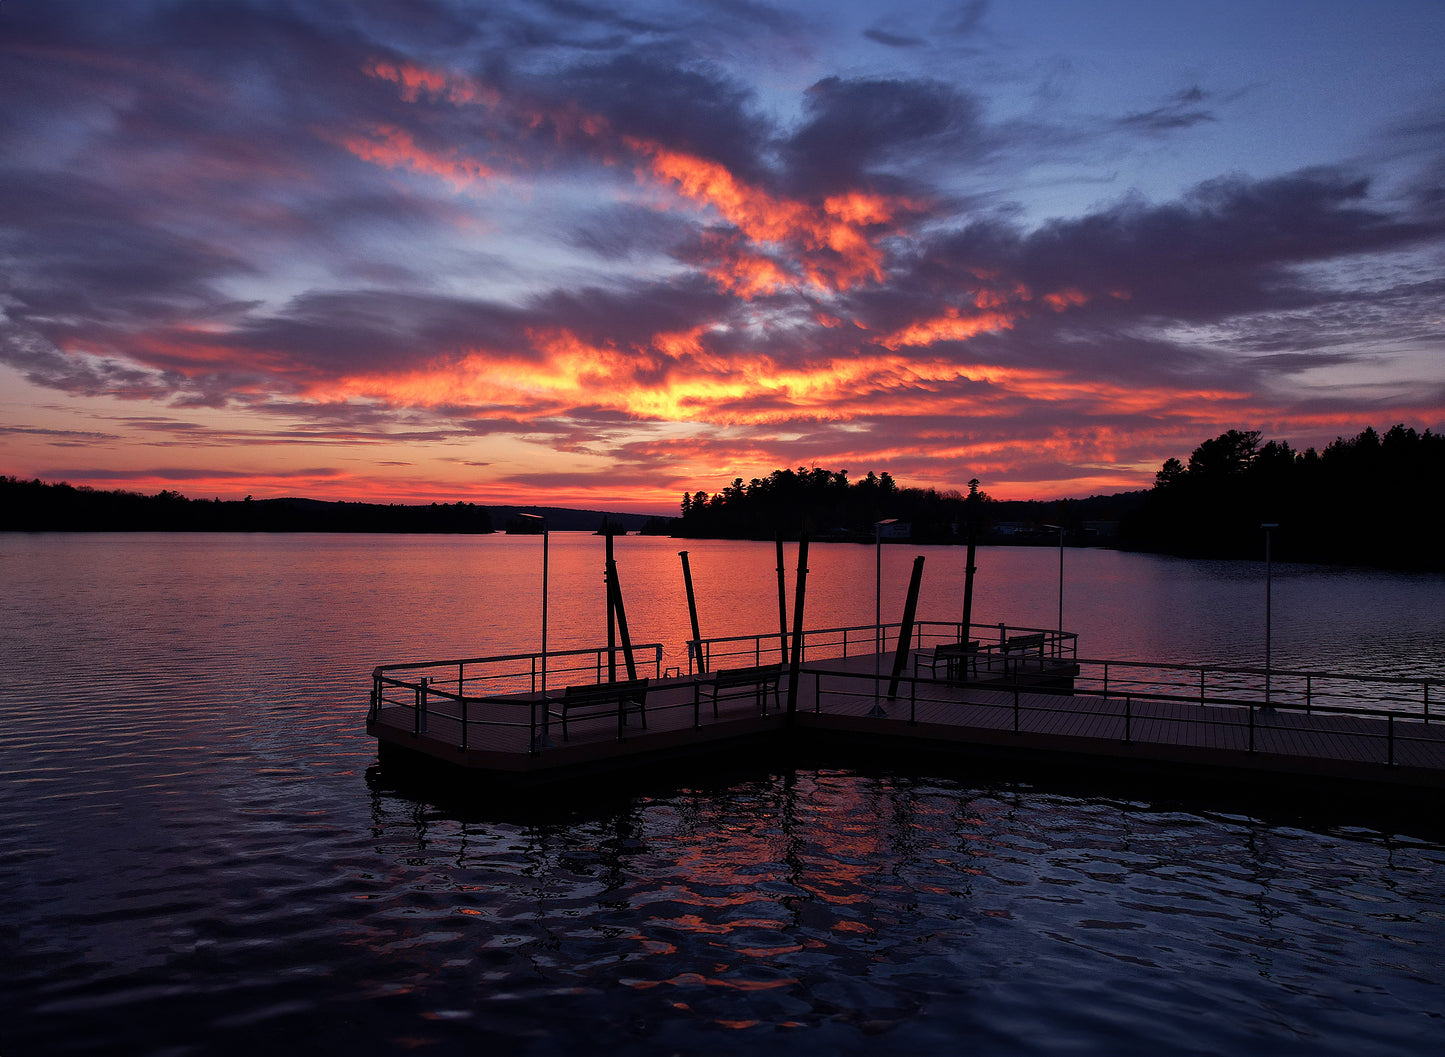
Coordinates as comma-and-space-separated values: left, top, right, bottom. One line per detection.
878, 521, 911, 540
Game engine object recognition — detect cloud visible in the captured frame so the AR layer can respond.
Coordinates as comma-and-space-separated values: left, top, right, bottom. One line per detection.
2, 0, 1442, 505
863, 28, 927, 49
783, 76, 986, 196
1115, 87, 1217, 135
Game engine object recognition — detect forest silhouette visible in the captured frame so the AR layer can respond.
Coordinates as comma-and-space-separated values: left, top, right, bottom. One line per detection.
5, 424, 1439, 568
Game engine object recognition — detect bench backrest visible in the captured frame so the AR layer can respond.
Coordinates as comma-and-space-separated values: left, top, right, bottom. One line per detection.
563, 678, 649, 704
714, 664, 783, 688
1007, 633, 1045, 649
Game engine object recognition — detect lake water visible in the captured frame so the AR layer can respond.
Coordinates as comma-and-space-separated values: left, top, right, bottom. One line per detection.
2, 533, 1443, 1055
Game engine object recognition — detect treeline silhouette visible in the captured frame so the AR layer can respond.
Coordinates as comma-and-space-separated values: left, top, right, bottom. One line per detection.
1122, 424, 1444, 568
680, 468, 951, 542
0, 477, 494, 533
675, 467, 1140, 544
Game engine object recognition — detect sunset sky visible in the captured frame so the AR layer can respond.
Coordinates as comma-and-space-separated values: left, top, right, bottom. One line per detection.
2, 1, 1442, 513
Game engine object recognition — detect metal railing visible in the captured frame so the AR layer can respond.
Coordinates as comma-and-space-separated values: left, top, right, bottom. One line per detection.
369, 643, 665, 753
1070, 658, 1436, 720
367, 628, 1437, 764
804, 664, 1442, 767
690, 620, 1078, 673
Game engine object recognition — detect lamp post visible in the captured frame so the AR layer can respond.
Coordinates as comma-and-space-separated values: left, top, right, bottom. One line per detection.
875, 519, 899, 666
517, 513, 549, 698
873, 519, 898, 716
1042, 523, 1064, 638
1262, 522, 1278, 711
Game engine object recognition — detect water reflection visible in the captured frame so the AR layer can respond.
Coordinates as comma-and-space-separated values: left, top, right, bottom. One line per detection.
362, 768, 1445, 1054
4, 534, 1443, 1055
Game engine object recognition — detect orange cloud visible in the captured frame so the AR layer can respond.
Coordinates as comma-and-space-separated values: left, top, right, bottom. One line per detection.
878, 307, 1018, 349
335, 124, 495, 189
633, 141, 909, 293
359, 59, 918, 296
363, 59, 502, 109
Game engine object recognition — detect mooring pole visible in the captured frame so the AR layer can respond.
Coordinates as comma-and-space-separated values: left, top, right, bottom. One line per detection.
606, 531, 617, 682
606, 558, 638, 680
887, 555, 926, 700
775, 532, 789, 665
960, 522, 977, 642
679, 550, 705, 674
785, 534, 809, 722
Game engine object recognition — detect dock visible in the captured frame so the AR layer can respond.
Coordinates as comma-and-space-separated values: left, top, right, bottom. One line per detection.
368, 621, 1445, 795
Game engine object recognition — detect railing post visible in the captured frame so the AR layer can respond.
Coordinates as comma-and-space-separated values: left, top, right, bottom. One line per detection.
416, 676, 428, 734
1102, 662, 1109, 699
458, 662, 464, 696
1305, 674, 1312, 714
1425, 683, 1431, 723
1199, 667, 1206, 706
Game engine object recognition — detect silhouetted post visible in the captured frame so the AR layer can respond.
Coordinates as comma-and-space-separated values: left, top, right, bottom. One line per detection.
606, 558, 638, 681
775, 533, 789, 665
785, 534, 809, 722
874, 519, 898, 666
1262, 522, 1278, 712
1043, 523, 1064, 641
887, 556, 926, 700
960, 482, 979, 641
679, 550, 705, 674
516, 513, 549, 702
606, 531, 617, 682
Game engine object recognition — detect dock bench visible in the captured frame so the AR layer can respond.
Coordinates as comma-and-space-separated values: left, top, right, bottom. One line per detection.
694, 664, 784, 722
1002, 632, 1047, 674
549, 678, 649, 740
915, 640, 981, 682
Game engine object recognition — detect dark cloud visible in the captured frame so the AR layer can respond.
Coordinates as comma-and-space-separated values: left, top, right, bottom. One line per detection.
893, 169, 1445, 331
864, 28, 927, 48
0, 425, 121, 442
36, 465, 344, 482
944, 0, 990, 36
783, 76, 986, 195
567, 203, 698, 261
1116, 87, 1217, 135
559, 53, 772, 181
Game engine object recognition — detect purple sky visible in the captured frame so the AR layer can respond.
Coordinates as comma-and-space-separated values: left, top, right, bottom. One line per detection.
2, 0, 1442, 512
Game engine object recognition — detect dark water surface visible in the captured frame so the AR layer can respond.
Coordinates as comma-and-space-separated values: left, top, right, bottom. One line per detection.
2, 534, 1442, 1055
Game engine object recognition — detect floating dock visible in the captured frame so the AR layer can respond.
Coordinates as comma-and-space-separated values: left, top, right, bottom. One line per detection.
368, 622, 1445, 795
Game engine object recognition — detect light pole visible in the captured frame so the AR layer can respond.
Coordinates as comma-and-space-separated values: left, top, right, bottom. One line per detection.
1042, 523, 1064, 638
1262, 522, 1278, 711
873, 519, 898, 717
517, 513, 549, 698
875, 519, 898, 665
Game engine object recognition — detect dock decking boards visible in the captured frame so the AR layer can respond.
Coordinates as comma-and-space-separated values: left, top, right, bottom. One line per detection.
369, 652, 1445, 790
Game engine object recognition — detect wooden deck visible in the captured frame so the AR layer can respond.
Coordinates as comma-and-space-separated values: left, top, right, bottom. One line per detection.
369, 650, 1445, 791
